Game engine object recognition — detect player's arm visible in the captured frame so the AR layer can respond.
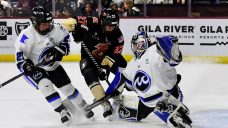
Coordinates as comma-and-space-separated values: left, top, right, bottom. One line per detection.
155, 35, 182, 66
47, 26, 71, 62
15, 34, 36, 76
101, 31, 127, 71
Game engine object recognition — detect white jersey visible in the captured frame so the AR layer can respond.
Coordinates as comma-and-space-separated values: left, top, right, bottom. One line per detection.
15, 24, 70, 71
123, 45, 177, 107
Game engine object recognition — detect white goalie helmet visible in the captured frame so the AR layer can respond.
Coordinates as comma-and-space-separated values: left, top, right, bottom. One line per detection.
131, 30, 150, 59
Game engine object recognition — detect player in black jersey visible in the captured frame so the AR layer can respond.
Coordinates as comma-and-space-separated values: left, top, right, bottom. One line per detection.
62, 8, 127, 118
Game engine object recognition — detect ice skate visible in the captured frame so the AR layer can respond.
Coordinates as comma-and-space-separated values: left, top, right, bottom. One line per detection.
60, 109, 72, 126
102, 101, 113, 118
78, 99, 95, 120
109, 95, 123, 121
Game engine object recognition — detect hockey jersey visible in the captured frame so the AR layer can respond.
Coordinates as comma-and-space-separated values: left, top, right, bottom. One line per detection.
72, 16, 124, 62
15, 24, 70, 71
123, 45, 178, 107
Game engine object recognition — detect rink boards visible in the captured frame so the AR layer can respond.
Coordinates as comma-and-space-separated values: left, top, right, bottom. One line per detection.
1, 18, 228, 63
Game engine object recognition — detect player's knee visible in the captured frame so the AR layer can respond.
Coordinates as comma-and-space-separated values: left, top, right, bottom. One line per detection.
59, 84, 79, 99
81, 67, 100, 87
38, 78, 55, 96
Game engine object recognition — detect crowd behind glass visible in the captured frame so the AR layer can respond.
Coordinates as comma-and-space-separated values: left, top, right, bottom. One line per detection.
0, 0, 226, 17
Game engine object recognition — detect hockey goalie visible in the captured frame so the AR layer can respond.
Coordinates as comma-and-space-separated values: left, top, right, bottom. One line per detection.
105, 30, 192, 128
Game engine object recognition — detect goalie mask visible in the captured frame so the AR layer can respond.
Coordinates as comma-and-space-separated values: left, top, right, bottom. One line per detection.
131, 31, 149, 59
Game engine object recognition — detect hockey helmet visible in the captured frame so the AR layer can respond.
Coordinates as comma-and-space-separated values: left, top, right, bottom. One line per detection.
30, 6, 54, 35
131, 30, 150, 59
100, 8, 119, 32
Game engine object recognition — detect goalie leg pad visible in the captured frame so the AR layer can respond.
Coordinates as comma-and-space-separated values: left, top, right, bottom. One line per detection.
118, 95, 139, 121
155, 92, 192, 128
117, 95, 154, 121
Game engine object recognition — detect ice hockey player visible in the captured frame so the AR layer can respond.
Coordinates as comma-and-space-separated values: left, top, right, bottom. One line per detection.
62, 8, 127, 118
105, 30, 193, 127
15, 6, 94, 125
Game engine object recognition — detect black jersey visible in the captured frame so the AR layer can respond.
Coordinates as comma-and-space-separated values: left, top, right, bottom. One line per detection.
72, 16, 124, 63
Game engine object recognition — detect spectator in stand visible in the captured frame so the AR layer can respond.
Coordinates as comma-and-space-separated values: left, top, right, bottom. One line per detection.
38, 0, 52, 11
110, 2, 123, 17
122, 0, 142, 17
56, 0, 73, 17
101, 0, 112, 8
81, 3, 98, 16
0, 0, 12, 17
18, 0, 31, 16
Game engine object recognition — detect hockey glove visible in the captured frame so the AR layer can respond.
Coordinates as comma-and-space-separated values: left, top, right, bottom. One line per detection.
47, 46, 66, 62
101, 56, 115, 68
21, 59, 36, 76
98, 66, 110, 80
98, 69, 107, 81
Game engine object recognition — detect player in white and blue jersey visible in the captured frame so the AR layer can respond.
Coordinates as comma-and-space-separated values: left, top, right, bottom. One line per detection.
15, 6, 93, 125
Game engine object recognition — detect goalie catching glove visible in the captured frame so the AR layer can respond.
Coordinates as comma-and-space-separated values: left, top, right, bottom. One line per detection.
156, 35, 182, 65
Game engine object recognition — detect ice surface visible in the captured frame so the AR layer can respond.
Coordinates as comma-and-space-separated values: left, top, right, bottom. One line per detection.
0, 62, 228, 128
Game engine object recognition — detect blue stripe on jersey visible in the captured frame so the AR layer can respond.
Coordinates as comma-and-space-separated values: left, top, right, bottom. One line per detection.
63, 34, 70, 42
24, 76, 39, 89
140, 87, 177, 103
48, 95, 61, 103
16, 52, 24, 62
18, 67, 39, 89
20, 34, 29, 44
125, 78, 132, 86
140, 92, 162, 102
68, 89, 79, 100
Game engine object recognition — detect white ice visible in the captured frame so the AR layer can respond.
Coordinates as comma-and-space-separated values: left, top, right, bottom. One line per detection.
0, 62, 228, 128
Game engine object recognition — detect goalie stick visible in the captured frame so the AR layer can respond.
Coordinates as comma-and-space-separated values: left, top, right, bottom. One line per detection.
81, 41, 111, 85
0, 56, 54, 88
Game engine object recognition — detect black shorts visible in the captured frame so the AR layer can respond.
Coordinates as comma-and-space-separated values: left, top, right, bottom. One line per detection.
24, 65, 71, 89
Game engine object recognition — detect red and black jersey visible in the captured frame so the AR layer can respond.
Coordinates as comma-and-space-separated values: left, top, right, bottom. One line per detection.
71, 16, 125, 65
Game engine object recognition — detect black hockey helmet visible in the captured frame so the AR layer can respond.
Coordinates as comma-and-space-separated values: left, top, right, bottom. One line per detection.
30, 6, 53, 35
100, 8, 119, 31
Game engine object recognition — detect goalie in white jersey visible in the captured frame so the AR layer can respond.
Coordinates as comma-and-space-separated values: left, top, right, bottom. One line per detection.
15, 6, 94, 125
105, 30, 192, 127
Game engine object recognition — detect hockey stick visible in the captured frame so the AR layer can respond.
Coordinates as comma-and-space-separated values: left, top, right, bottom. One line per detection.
85, 81, 125, 111
85, 92, 115, 111
0, 56, 54, 88
81, 41, 111, 85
